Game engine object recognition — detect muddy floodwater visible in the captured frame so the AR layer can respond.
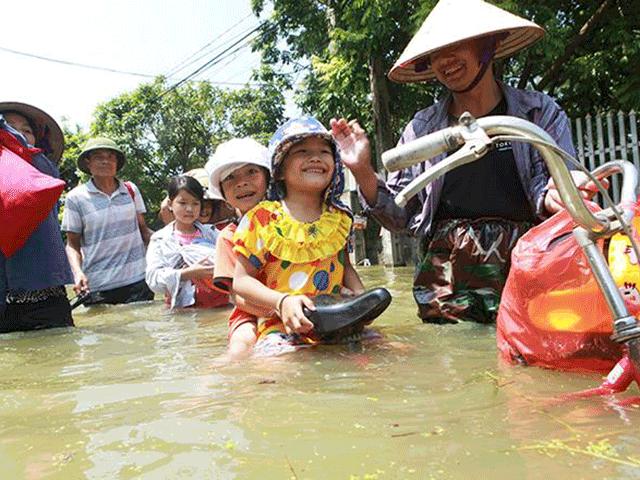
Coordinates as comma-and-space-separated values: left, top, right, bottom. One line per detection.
1, 266, 639, 479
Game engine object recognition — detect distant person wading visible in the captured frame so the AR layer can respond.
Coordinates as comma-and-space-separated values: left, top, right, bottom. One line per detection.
62, 137, 155, 305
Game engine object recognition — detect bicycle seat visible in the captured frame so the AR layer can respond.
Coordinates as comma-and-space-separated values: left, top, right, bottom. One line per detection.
303, 288, 392, 342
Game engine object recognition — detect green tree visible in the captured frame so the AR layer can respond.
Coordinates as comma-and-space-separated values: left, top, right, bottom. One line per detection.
89, 75, 285, 222
492, 0, 640, 116
58, 122, 89, 191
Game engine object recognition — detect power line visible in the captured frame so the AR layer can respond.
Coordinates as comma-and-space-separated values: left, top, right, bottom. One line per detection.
165, 21, 262, 80
202, 43, 252, 80
217, 56, 261, 84
0, 42, 264, 88
0, 45, 155, 78
161, 22, 268, 96
164, 12, 254, 78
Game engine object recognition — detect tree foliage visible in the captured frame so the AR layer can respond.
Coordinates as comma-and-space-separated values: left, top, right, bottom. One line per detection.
71, 75, 285, 221
59, 122, 89, 192
253, 0, 437, 144
494, 0, 640, 116
254, 0, 639, 126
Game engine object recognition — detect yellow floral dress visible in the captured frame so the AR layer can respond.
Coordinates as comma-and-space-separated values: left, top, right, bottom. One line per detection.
233, 200, 352, 341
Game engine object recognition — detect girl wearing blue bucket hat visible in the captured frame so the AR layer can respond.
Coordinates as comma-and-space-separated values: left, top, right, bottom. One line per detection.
232, 117, 366, 354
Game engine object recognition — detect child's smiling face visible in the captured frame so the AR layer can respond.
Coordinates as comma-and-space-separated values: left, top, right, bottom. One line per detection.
220, 164, 269, 215
280, 136, 335, 194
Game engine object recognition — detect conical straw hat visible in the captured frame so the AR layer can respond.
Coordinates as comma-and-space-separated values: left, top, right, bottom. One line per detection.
0, 101, 65, 162
389, 0, 544, 83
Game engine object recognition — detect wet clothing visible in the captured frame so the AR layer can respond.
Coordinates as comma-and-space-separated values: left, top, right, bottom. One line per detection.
413, 218, 530, 323
0, 116, 74, 332
233, 200, 352, 342
1, 292, 72, 333
146, 221, 227, 309
359, 83, 575, 323
227, 307, 258, 339
83, 279, 154, 306
62, 179, 147, 293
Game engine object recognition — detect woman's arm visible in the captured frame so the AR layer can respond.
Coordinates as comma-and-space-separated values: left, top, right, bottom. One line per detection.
233, 255, 314, 334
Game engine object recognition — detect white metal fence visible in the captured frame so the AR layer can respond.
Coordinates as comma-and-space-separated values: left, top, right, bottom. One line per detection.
573, 111, 640, 203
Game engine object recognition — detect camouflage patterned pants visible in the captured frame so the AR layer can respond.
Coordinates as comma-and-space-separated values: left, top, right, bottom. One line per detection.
413, 218, 531, 324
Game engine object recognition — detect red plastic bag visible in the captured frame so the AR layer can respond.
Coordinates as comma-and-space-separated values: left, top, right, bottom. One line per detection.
0, 130, 65, 258
496, 205, 625, 372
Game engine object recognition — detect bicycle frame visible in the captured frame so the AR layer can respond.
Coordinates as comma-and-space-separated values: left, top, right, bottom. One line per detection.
381, 112, 640, 370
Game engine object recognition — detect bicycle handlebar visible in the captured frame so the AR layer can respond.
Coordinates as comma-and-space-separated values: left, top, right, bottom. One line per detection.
381, 113, 638, 235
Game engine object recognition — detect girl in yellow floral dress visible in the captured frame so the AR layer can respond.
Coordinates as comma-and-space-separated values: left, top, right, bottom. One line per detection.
233, 116, 365, 354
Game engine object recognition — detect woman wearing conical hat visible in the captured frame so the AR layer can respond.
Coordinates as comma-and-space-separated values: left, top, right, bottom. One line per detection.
333, 0, 597, 324
0, 102, 75, 332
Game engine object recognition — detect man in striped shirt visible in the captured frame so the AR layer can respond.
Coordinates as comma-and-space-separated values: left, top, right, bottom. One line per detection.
62, 137, 154, 305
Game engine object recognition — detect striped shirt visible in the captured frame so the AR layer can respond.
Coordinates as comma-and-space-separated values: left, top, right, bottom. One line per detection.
62, 179, 147, 292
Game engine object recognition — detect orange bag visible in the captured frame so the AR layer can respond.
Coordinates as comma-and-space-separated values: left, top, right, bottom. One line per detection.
496, 204, 628, 372
0, 130, 65, 258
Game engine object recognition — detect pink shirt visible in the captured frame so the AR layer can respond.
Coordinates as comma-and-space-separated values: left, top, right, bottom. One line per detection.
173, 229, 202, 246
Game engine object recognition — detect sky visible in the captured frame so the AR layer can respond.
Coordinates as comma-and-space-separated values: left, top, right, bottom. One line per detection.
1, 0, 273, 129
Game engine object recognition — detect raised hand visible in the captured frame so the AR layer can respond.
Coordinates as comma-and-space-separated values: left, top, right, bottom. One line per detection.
330, 117, 380, 206
330, 118, 372, 175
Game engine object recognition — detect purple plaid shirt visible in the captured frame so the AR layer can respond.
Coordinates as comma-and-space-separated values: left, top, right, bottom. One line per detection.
360, 83, 576, 237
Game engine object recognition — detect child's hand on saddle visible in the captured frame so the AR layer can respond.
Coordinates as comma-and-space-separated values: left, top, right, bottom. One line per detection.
278, 294, 315, 335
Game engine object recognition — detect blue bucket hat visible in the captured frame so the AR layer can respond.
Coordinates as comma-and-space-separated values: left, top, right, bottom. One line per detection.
267, 116, 351, 215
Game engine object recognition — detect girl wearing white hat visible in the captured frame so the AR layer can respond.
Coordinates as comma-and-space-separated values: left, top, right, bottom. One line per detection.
333, 0, 596, 324
205, 137, 272, 359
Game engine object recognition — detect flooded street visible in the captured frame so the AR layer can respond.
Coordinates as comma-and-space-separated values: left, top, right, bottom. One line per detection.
1, 266, 639, 479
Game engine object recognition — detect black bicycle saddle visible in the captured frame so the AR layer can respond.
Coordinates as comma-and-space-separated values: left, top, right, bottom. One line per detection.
303, 288, 392, 341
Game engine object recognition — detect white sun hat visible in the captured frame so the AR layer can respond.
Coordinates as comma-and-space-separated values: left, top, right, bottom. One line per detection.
183, 168, 217, 200
205, 138, 270, 200
388, 0, 545, 83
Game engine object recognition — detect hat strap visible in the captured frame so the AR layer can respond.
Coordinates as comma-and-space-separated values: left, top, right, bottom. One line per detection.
451, 36, 498, 94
